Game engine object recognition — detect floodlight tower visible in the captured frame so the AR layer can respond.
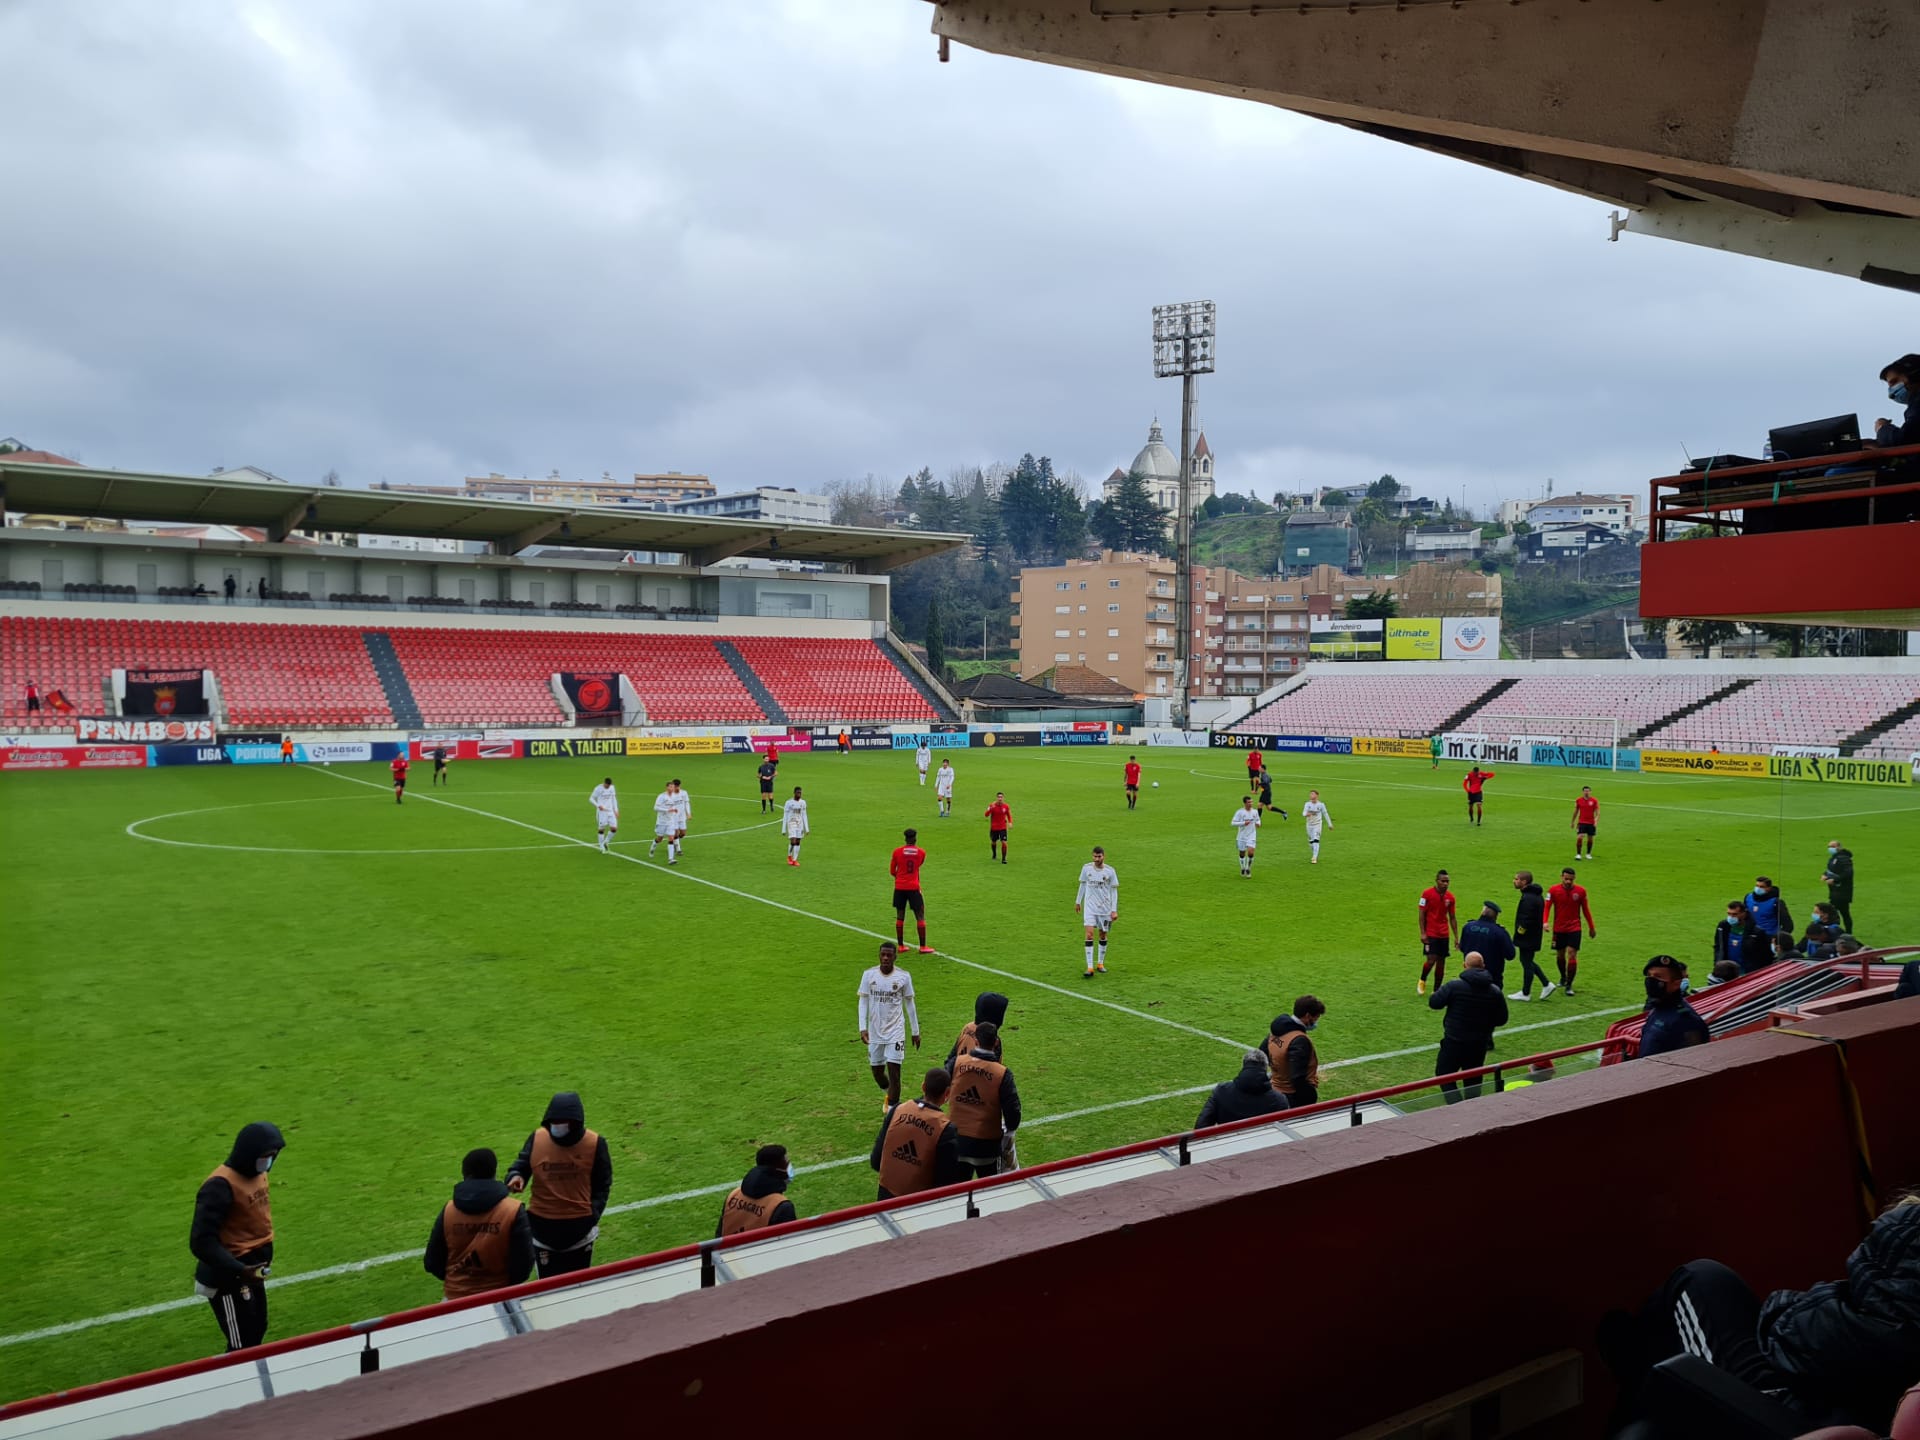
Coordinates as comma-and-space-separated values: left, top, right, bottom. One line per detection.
1152, 300, 1215, 729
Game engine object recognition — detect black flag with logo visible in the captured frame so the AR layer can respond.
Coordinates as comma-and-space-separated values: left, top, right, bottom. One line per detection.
559, 672, 621, 725
125, 668, 208, 716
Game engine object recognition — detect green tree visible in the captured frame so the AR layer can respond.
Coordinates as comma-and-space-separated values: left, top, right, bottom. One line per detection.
897, 468, 925, 517
1093, 467, 1170, 554
998, 453, 1048, 562
1344, 589, 1399, 619
1199, 494, 1223, 521
1322, 489, 1350, 507
925, 595, 946, 676
1675, 619, 1740, 652
1367, 474, 1400, 500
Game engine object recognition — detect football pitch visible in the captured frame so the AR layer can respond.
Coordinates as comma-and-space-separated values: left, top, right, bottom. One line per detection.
3, 746, 1916, 1400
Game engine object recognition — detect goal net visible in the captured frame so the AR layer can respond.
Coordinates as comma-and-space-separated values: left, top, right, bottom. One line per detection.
1460, 713, 1624, 770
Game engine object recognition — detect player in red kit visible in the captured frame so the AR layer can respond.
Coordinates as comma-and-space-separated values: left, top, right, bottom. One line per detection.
1546, 866, 1597, 995
983, 792, 1012, 863
1245, 748, 1264, 788
1462, 766, 1494, 825
1123, 756, 1142, 810
1416, 869, 1458, 995
890, 828, 931, 953
390, 755, 409, 805
1571, 785, 1599, 860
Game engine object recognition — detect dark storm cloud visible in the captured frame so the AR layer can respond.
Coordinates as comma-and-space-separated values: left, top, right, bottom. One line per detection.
0, 0, 1907, 510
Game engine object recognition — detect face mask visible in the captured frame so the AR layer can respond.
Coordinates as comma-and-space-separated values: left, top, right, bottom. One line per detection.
1644, 977, 1668, 1000
1303, 1019, 1319, 1032
549, 1123, 571, 1140
1828, 846, 1839, 855
1891, 383, 1910, 405
1679, 978, 1692, 995
259, 1154, 276, 1172
786, 1164, 796, 1181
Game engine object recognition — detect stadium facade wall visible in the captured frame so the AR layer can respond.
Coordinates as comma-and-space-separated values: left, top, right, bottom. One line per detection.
174, 1003, 1920, 1440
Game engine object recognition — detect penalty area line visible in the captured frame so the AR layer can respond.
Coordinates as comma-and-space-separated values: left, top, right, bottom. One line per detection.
306, 765, 1250, 1054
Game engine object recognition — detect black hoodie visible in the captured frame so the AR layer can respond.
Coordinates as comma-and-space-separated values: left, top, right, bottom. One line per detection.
1195, 1058, 1287, 1129
713, 1164, 797, 1237
506, 1091, 613, 1249
1261, 1016, 1319, 1107
1513, 883, 1547, 953
1429, 966, 1509, 1044
190, 1122, 284, 1289
423, 1177, 536, 1291
944, 991, 1010, 1073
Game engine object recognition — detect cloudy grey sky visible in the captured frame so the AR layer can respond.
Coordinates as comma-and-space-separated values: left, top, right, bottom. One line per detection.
1, 0, 1910, 513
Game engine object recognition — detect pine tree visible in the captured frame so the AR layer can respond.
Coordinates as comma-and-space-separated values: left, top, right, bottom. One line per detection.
925, 596, 946, 677
1094, 468, 1171, 553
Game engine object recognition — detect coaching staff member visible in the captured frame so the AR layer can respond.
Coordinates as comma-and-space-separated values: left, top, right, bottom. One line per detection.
424, 1148, 534, 1300
873, 1069, 965, 1200
190, 1121, 285, 1352
949, 1020, 1021, 1178
1429, 953, 1508, 1104
506, 1091, 612, 1277
1262, 996, 1326, 1108
717, 1145, 798, 1237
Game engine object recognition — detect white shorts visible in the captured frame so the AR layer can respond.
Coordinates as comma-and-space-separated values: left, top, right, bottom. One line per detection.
786, 826, 807, 841
867, 1036, 906, 1066
1083, 910, 1115, 932
595, 809, 618, 829
1304, 827, 1323, 842
655, 819, 676, 838
1237, 836, 1258, 851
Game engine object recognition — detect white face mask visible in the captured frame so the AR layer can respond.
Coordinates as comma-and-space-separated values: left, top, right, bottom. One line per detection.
259, 1154, 276, 1173
549, 1123, 571, 1140
786, 1164, 795, 1181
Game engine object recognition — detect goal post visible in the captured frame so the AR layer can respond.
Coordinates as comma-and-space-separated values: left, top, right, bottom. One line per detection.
1463, 713, 1624, 771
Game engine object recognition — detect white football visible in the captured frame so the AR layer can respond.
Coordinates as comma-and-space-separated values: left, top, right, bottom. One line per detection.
323, 761, 331, 767
1152, 781, 1160, 788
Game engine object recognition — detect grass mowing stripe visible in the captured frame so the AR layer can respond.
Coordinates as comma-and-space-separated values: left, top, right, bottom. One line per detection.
307, 765, 1251, 1052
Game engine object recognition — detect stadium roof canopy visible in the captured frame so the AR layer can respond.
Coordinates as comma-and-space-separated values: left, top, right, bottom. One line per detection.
0, 462, 968, 572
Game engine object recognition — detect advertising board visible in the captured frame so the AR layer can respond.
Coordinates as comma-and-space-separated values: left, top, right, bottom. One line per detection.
1766, 754, 1910, 787
623, 736, 724, 756
0, 746, 149, 771
1441, 617, 1501, 659
1640, 750, 1770, 777
1040, 728, 1109, 745
1308, 619, 1383, 661
1441, 733, 1526, 764
1352, 736, 1430, 758
1383, 619, 1440, 661
892, 732, 970, 750
77, 717, 216, 744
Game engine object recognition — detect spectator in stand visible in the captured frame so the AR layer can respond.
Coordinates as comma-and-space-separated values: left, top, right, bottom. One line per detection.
1869, 352, 1919, 449
1638, 957, 1709, 1058
423, 1148, 534, 1300
1820, 840, 1855, 934
1714, 899, 1774, 975
1605, 1191, 1920, 1436
1196, 1050, 1288, 1128
1747, 876, 1791, 945
224, 574, 237, 602
716, 1145, 797, 1238
1895, 961, 1919, 999
1460, 901, 1516, 996
24, 680, 39, 715
1429, 952, 1508, 1104
1708, 959, 1742, 988
1261, 996, 1326, 1109
1510, 870, 1555, 1001
872, 1069, 965, 1201
1798, 920, 1838, 961
1835, 934, 1867, 959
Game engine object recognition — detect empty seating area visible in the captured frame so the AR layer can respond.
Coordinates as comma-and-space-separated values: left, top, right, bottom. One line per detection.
0, 616, 392, 729
1637, 675, 1920, 753
1236, 673, 1501, 738
1456, 674, 1726, 740
726, 639, 937, 723
1863, 710, 1920, 760
385, 629, 765, 726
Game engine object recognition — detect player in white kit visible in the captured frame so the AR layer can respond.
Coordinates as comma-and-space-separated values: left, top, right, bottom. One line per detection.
667, 778, 692, 857
857, 941, 921, 1109
915, 742, 932, 785
648, 779, 686, 864
1074, 845, 1119, 976
782, 786, 810, 866
1230, 797, 1262, 877
934, 757, 955, 817
1302, 789, 1332, 864
589, 777, 619, 854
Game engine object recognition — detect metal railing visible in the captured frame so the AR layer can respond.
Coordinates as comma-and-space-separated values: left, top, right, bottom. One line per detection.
1646, 441, 1920, 542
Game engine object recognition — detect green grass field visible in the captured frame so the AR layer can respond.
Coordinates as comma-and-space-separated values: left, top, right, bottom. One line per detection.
3, 746, 1916, 1400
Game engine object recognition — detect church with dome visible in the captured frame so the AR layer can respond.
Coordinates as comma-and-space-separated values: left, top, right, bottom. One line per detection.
1102, 420, 1215, 518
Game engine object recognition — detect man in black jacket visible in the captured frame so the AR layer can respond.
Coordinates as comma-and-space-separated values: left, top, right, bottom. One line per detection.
1510, 871, 1554, 1000
1820, 839, 1855, 933
424, 1148, 535, 1299
949, 1021, 1021, 1178
189, 1121, 285, 1353
1196, 1051, 1288, 1129
872, 1069, 967, 1200
1261, 996, 1326, 1108
1870, 352, 1919, 449
1429, 953, 1508, 1103
505, 1091, 613, 1277
1620, 1193, 1920, 1434
1712, 899, 1774, 975
945, 990, 1009, 1074
716, 1145, 798, 1237
1460, 900, 1516, 995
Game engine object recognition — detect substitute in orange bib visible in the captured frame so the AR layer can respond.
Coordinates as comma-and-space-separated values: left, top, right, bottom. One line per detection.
872, 1068, 965, 1200
717, 1145, 797, 1237
944, 990, 1009, 1074
424, 1148, 534, 1301
189, 1121, 285, 1353
505, 1091, 613, 1278
948, 1020, 1021, 1179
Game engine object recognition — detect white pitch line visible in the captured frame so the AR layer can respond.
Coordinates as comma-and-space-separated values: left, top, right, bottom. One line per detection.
305, 766, 1251, 1052
0, 999, 1633, 1351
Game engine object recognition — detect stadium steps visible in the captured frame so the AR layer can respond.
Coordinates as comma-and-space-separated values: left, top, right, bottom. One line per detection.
360, 631, 424, 729
1436, 676, 1520, 734
1840, 693, 1920, 756
1625, 677, 1754, 744
713, 640, 787, 725
879, 632, 960, 721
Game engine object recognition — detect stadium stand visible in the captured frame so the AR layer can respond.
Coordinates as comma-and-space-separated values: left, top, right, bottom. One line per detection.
724, 637, 938, 723
1637, 674, 1920, 753
1447, 672, 1731, 740
0, 616, 392, 729
1865, 709, 1920, 760
1232, 672, 1505, 738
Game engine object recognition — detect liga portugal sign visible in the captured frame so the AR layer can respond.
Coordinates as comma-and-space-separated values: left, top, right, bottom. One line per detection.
125, 668, 208, 716
560, 672, 621, 725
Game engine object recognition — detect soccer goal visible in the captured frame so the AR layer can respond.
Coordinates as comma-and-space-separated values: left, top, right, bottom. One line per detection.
1467, 713, 1625, 770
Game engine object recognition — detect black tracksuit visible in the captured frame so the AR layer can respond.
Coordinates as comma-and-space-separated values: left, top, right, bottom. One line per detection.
423, 1177, 535, 1294
505, 1091, 613, 1277
1195, 1057, 1287, 1129
944, 991, 1010, 1073
1821, 847, 1855, 932
952, 1046, 1021, 1174
1512, 883, 1551, 995
189, 1122, 284, 1352
1429, 969, 1508, 1102
715, 1164, 796, 1237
